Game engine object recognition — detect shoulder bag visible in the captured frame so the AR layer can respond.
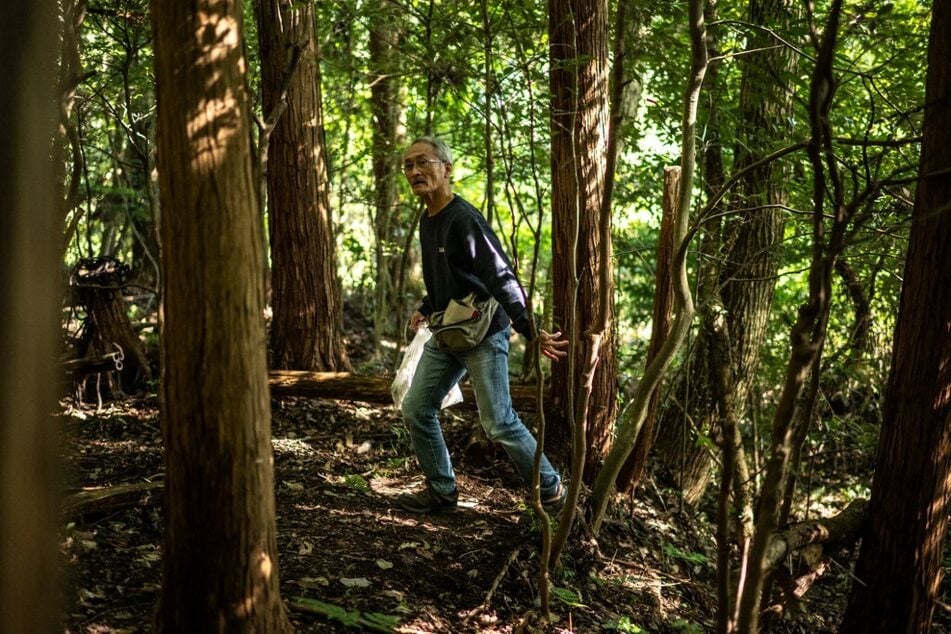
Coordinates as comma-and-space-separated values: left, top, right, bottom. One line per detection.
428, 293, 499, 352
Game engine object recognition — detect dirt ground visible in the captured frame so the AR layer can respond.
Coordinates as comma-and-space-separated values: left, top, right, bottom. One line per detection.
61, 393, 887, 633
58, 312, 895, 633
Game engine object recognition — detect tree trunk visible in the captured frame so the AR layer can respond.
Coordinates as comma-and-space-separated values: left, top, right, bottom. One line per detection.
0, 3, 60, 632
63, 481, 163, 522
602, 0, 648, 218
841, 2, 951, 630
368, 1, 404, 356
70, 257, 152, 391
735, 2, 845, 628
653, 0, 797, 505
588, 0, 704, 534
257, 0, 351, 372
834, 258, 873, 368
151, 0, 292, 630
548, 0, 617, 483
55, 0, 87, 234
615, 167, 678, 492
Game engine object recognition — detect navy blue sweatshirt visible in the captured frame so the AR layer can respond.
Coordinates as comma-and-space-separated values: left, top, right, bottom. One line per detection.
417, 195, 534, 341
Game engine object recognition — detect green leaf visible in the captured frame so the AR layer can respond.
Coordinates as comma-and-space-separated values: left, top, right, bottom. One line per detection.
550, 585, 587, 608
662, 543, 710, 565
289, 596, 401, 633
603, 615, 646, 632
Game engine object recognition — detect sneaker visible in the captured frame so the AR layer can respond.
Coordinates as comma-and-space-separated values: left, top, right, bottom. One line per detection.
541, 483, 568, 515
396, 486, 458, 514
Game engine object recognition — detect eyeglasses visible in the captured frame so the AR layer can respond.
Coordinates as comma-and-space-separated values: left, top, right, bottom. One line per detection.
402, 158, 446, 172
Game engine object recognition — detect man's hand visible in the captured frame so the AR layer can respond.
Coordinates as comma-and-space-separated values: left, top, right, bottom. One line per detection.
539, 329, 569, 361
409, 311, 428, 332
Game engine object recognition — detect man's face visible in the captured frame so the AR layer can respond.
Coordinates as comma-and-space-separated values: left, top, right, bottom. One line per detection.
403, 142, 451, 197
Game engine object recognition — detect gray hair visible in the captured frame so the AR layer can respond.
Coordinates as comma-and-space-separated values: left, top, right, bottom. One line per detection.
411, 136, 453, 164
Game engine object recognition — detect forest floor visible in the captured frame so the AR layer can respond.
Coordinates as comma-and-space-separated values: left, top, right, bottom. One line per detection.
57, 308, 911, 633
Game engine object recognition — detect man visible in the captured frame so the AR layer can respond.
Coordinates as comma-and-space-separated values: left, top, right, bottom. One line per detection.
396, 136, 569, 515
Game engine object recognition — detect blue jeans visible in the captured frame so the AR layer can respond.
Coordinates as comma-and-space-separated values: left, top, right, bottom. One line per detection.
401, 327, 562, 498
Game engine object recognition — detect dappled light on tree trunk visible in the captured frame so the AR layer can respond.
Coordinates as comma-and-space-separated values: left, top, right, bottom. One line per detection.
151, 0, 291, 630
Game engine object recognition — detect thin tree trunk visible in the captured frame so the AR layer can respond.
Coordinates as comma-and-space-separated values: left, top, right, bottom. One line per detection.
152, 0, 292, 629
55, 0, 87, 237
735, 4, 845, 629
633, 0, 724, 502
369, 1, 403, 357
709, 308, 754, 634
589, 0, 704, 535
482, 0, 495, 226
615, 167, 678, 492
834, 258, 873, 367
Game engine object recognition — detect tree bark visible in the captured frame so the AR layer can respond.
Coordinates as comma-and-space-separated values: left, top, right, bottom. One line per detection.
257, 0, 351, 372
152, 0, 292, 630
0, 3, 61, 632
653, 0, 798, 506
548, 0, 616, 483
368, 1, 404, 357
841, 2, 951, 631
588, 0, 703, 534
70, 257, 152, 389
268, 370, 540, 411
735, 3, 845, 629
615, 167, 678, 492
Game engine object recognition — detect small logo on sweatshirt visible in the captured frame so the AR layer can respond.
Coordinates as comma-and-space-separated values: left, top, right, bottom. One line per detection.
438, 247, 446, 253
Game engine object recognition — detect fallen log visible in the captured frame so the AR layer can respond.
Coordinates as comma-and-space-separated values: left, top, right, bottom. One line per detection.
765, 497, 868, 571
268, 370, 542, 412
761, 498, 869, 619
62, 353, 122, 378
63, 481, 164, 521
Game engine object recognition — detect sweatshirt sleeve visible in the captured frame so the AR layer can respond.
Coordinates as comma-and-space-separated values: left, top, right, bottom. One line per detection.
418, 295, 434, 317
452, 212, 536, 340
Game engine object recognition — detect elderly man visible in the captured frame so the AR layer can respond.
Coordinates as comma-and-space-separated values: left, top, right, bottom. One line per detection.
396, 136, 568, 515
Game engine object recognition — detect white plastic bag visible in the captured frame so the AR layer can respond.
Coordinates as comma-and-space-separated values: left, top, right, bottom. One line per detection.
391, 326, 463, 410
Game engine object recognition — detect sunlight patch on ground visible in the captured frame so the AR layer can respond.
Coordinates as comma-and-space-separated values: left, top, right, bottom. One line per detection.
86, 439, 155, 453
794, 478, 871, 520
271, 437, 318, 457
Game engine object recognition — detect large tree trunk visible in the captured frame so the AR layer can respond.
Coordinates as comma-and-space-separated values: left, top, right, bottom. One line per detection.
151, 0, 292, 630
0, 3, 60, 632
841, 2, 951, 631
653, 0, 797, 505
548, 0, 617, 483
257, 0, 351, 372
